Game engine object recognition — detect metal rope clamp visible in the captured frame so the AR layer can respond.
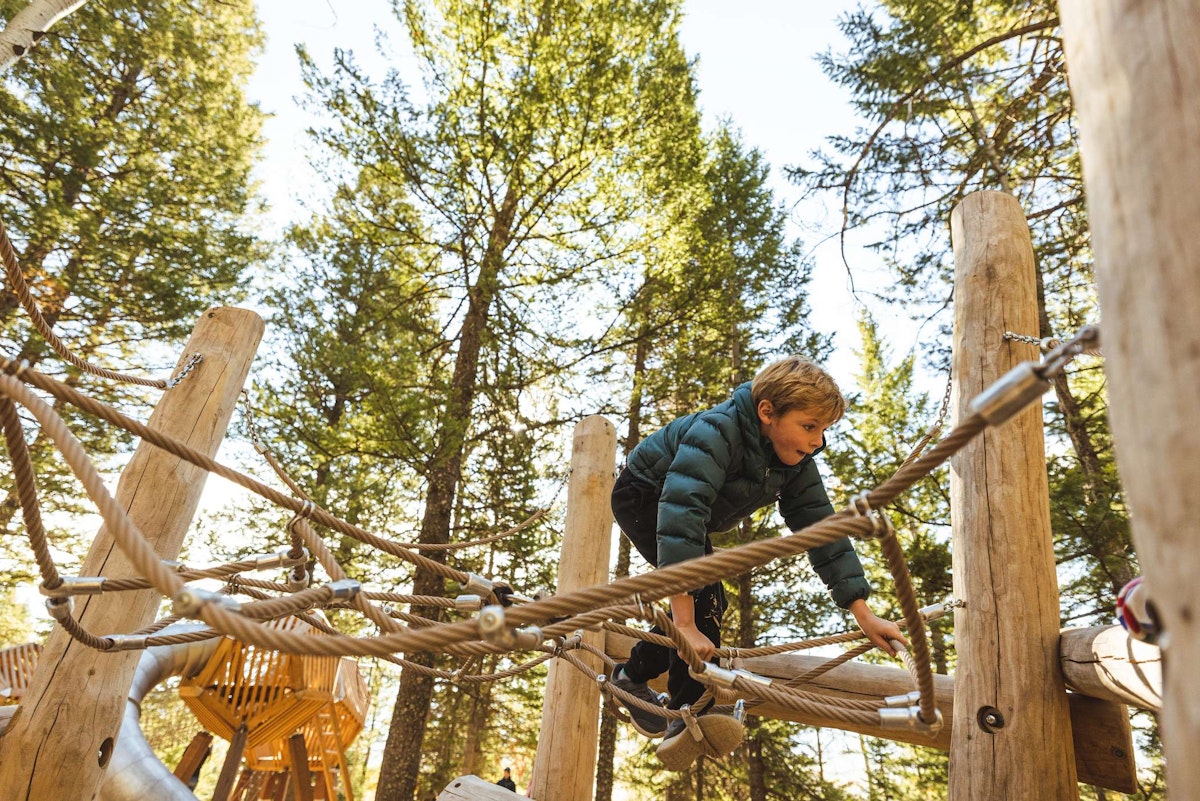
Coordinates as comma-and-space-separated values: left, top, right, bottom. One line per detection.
40, 576, 106, 598
460, 573, 494, 597
285, 566, 310, 593
173, 587, 243, 618
477, 604, 543, 650
969, 362, 1051, 425
43, 595, 73, 622
848, 492, 891, 540
105, 634, 151, 652
455, 594, 484, 613
879, 704, 944, 736
326, 579, 361, 601
691, 662, 773, 690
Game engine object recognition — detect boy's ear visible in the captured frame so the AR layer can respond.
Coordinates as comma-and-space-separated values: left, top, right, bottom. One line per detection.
756, 399, 775, 425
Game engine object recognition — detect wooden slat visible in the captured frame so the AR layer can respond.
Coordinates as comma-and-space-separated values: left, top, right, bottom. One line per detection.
1069, 694, 1136, 794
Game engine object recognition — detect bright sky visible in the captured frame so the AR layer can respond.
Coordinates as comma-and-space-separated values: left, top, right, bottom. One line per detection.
246, 0, 924, 391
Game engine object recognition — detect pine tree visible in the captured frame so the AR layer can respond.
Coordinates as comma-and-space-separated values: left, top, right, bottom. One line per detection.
0, 0, 266, 580
792, 0, 1133, 630
269, 2, 706, 797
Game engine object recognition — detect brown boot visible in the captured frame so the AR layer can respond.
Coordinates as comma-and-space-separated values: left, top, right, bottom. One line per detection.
656, 707, 745, 771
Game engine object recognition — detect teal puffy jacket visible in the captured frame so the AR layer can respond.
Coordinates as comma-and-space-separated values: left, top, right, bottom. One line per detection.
626, 382, 870, 609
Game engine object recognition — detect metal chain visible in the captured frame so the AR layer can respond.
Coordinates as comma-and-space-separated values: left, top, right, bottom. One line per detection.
165, 353, 203, 389
1003, 331, 1045, 348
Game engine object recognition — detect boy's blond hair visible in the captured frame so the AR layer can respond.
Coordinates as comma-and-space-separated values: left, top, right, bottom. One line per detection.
751, 356, 846, 423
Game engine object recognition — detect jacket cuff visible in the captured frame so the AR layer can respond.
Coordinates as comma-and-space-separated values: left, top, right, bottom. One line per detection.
831, 577, 871, 610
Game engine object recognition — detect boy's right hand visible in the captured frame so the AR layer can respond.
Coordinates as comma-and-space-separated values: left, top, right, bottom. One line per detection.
675, 622, 717, 662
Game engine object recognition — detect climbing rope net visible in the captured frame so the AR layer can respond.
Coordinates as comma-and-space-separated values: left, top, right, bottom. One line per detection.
0, 218, 1103, 740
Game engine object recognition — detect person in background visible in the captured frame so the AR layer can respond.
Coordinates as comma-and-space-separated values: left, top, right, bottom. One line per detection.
496, 766, 517, 792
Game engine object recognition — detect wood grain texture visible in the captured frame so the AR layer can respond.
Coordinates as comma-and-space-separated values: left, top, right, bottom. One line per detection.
527, 416, 615, 801
0, 307, 263, 800
948, 192, 1077, 800
438, 774, 524, 800
1060, 625, 1161, 712
1059, 3, 1200, 798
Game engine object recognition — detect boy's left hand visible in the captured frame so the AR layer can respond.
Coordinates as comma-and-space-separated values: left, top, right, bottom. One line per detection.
848, 598, 909, 657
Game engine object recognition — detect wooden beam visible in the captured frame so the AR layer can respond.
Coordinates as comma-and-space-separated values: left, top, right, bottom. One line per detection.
1058, 4, 1200, 798
172, 730, 213, 785
732, 651, 954, 750
716, 648, 1132, 793
528, 416, 615, 801
949, 191, 1077, 800
1060, 626, 1161, 712
0, 307, 264, 800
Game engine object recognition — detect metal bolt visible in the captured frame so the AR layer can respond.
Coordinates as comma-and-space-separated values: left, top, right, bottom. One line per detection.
977, 705, 1005, 733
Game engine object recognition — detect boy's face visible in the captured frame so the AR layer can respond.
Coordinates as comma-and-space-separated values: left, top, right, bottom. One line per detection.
757, 401, 831, 466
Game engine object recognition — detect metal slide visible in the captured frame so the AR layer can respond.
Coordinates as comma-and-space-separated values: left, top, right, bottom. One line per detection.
98, 624, 220, 801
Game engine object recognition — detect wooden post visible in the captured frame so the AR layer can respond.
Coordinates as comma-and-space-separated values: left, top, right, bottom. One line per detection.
527, 415, 615, 801
948, 191, 1077, 800
287, 733, 315, 801
212, 723, 249, 801
172, 730, 214, 784
1057, 4, 1200, 798
0, 307, 263, 800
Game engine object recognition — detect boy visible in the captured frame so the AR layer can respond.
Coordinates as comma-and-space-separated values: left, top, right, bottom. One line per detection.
610, 357, 906, 763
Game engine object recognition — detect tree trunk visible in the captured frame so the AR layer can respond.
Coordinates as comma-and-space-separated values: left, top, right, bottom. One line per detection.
0, 0, 88, 72
596, 332, 648, 801
375, 185, 518, 801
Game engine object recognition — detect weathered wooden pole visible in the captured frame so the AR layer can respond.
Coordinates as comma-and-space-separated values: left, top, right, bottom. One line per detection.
0, 307, 263, 800
1057, 4, 1200, 798
948, 191, 1077, 800
528, 415, 615, 801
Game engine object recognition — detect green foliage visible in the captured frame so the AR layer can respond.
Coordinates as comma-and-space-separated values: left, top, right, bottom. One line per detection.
0, 587, 34, 647
794, 0, 1134, 627
0, 0, 267, 584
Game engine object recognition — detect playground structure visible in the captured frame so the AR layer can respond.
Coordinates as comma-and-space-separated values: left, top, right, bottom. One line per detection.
0, 192, 1169, 801
0, 2, 1194, 800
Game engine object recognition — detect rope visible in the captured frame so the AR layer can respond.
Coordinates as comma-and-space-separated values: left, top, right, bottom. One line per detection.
0, 395, 60, 589
3, 360, 471, 588
0, 219, 172, 389
0, 327, 1103, 736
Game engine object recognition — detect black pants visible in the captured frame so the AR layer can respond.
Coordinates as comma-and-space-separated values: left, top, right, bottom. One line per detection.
611, 468, 726, 710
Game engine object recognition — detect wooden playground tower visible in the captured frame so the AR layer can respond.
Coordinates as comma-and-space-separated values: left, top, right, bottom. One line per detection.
0, 3, 1197, 801
179, 616, 370, 800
